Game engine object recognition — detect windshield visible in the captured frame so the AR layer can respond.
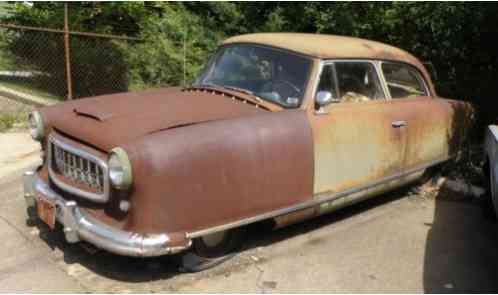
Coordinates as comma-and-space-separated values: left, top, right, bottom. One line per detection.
194, 44, 312, 108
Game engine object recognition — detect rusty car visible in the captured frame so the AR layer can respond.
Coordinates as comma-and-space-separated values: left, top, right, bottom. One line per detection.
24, 33, 475, 258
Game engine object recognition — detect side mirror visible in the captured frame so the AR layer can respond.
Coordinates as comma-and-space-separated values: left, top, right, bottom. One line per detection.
315, 91, 339, 114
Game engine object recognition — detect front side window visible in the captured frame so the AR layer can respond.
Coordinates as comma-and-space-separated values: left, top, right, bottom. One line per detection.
315, 61, 385, 103
194, 45, 312, 108
382, 63, 428, 99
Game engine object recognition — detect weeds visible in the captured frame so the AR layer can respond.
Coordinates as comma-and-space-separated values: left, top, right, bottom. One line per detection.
0, 112, 28, 132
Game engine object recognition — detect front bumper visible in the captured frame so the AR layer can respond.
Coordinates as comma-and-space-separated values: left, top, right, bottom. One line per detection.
23, 170, 191, 257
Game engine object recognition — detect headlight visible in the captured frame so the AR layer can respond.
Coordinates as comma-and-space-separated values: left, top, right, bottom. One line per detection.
28, 111, 44, 141
108, 147, 133, 190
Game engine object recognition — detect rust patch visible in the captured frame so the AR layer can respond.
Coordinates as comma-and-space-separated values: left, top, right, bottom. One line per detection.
40, 87, 268, 151
121, 110, 314, 234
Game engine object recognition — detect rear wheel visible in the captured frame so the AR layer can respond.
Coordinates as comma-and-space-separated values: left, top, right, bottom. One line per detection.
193, 227, 246, 258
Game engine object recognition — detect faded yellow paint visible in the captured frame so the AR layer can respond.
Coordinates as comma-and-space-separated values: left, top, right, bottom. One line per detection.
224, 33, 418, 64
308, 99, 406, 195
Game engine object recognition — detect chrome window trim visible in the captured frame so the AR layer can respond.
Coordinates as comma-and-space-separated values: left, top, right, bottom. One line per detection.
48, 133, 110, 203
310, 61, 325, 109
375, 60, 392, 100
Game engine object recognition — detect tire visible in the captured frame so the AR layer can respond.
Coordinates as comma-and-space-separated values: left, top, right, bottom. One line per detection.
193, 227, 246, 258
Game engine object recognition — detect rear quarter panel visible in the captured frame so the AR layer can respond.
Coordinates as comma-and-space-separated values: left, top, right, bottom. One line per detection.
400, 97, 475, 170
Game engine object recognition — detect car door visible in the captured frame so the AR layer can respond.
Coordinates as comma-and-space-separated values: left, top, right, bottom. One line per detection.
379, 62, 459, 171
308, 60, 409, 197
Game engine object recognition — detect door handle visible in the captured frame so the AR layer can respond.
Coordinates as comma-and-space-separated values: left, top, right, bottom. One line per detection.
392, 120, 407, 128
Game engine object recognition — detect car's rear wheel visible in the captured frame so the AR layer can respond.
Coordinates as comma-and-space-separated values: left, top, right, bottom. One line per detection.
193, 227, 246, 258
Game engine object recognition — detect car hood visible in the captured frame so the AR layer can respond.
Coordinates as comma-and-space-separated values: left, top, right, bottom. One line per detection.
42, 87, 266, 151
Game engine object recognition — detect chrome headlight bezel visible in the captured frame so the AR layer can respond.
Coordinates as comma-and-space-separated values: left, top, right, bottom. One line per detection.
28, 111, 44, 141
108, 147, 133, 190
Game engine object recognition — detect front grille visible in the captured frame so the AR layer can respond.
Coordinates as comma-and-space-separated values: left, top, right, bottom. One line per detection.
48, 133, 110, 203
52, 143, 105, 193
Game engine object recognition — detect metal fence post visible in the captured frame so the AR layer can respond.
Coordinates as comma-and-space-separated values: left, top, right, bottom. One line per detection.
64, 3, 73, 100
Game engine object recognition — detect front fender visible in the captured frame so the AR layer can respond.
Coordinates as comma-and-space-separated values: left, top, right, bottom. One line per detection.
122, 110, 314, 235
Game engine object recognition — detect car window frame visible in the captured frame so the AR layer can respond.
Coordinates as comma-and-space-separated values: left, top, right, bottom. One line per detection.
315, 63, 340, 100
379, 61, 431, 100
313, 59, 389, 105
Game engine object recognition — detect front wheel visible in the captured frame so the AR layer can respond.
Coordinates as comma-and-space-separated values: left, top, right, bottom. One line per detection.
192, 227, 246, 258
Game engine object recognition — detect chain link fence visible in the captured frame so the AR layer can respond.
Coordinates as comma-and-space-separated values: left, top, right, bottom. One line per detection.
0, 27, 66, 101
0, 23, 139, 102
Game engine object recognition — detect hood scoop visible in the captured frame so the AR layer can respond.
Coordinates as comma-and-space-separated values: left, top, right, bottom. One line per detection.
74, 104, 117, 121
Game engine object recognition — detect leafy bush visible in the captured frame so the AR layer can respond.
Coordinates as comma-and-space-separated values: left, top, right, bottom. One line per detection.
122, 3, 223, 89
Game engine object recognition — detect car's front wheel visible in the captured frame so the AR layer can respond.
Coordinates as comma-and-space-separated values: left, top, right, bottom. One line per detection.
193, 227, 246, 258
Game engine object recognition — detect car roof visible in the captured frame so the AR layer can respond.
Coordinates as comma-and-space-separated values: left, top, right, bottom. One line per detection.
223, 33, 422, 68
223, 33, 436, 95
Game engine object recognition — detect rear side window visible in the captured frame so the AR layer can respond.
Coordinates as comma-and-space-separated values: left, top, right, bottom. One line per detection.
382, 63, 428, 99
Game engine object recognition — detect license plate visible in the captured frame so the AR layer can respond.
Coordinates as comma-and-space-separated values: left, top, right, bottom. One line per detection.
36, 193, 56, 230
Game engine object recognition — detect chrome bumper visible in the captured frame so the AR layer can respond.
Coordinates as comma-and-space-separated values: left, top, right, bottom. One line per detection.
23, 170, 191, 257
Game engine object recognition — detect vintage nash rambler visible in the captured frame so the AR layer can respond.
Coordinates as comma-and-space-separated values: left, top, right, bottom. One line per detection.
24, 33, 475, 258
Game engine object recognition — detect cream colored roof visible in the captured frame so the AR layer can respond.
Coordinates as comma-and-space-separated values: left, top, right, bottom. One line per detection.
223, 33, 421, 67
